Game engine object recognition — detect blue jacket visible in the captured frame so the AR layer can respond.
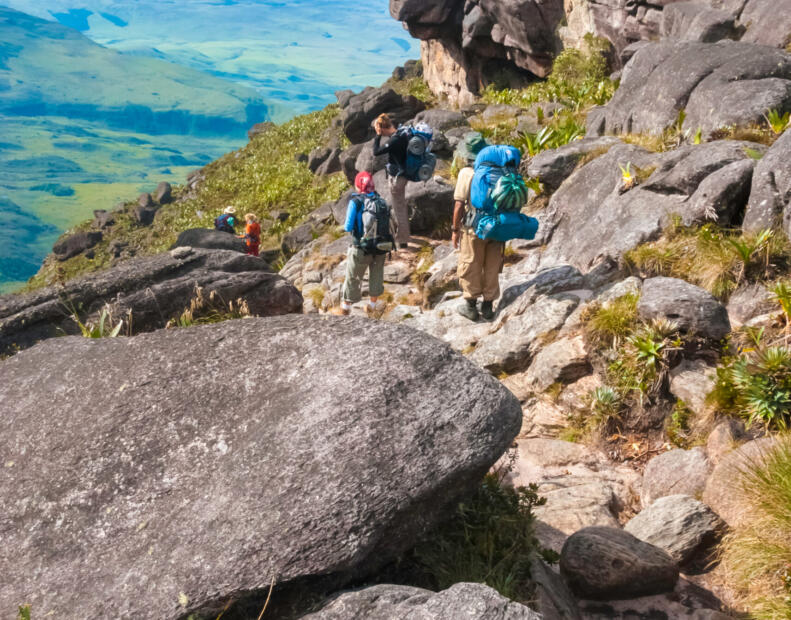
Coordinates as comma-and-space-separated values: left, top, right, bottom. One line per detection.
344, 193, 375, 240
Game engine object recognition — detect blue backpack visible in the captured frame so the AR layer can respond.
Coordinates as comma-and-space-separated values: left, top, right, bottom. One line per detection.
470, 145, 523, 212
214, 213, 235, 234
397, 124, 437, 182
470, 145, 537, 243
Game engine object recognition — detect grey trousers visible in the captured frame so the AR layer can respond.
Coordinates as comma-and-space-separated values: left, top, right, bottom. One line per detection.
342, 246, 386, 303
389, 175, 410, 244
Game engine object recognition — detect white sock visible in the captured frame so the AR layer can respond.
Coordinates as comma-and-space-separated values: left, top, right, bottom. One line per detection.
341, 301, 352, 311
368, 301, 377, 309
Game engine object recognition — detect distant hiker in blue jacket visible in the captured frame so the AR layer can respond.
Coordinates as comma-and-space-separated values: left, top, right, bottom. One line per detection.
332, 171, 397, 317
214, 206, 238, 234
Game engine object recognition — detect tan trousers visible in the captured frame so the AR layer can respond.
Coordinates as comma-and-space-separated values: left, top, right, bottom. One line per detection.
389, 175, 410, 244
458, 229, 504, 301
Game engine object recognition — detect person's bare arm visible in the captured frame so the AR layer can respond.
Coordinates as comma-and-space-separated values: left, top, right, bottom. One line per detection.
452, 200, 465, 249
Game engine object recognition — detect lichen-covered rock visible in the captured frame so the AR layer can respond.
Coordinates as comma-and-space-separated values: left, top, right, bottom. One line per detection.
561, 527, 679, 600
638, 277, 730, 340
624, 495, 725, 565
669, 359, 717, 416
304, 582, 542, 619
587, 41, 791, 137
524, 335, 591, 392
0, 315, 521, 619
527, 137, 621, 190
341, 87, 426, 144
52, 230, 103, 261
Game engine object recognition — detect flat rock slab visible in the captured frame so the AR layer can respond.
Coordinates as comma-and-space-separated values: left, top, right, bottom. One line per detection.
509, 439, 641, 553
0, 316, 521, 619
561, 527, 679, 600
303, 582, 542, 619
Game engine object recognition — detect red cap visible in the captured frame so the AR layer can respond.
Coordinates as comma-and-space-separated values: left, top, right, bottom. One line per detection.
354, 171, 375, 194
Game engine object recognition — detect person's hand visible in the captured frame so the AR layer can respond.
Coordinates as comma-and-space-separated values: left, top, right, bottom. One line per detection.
452, 230, 460, 249
374, 124, 382, 136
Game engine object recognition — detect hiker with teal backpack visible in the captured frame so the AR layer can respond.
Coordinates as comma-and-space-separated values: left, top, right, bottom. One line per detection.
452, 134, 538, 321
333, 171, 397, 316
373, 113, 436, 251
214, 206, 238, 234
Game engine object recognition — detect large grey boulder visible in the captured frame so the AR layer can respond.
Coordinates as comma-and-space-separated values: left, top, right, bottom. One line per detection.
560, 527, 679, 600
0, 248, 301, 356
641, 447, 712, 507
736, 0, 791, 48
624, 495, 725, 565
743, 129, 791, 235
726, 283, 776, 328
303, 582, 541, 619
172, 228, 247, 253
355, 138, 390, 175
0, 315, 521, 619
341, 87, 426, 144
540, 141, 759, 272
638, 277, 730, 340
588, 41, 791, 137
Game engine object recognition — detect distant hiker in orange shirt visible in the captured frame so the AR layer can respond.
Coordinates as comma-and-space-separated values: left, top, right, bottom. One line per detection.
242, 213, 261, 257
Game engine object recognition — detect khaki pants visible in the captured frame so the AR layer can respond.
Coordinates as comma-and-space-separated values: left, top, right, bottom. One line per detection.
458, 229, 504, 301
342, 246, 386, 303
389, 175, 410, 245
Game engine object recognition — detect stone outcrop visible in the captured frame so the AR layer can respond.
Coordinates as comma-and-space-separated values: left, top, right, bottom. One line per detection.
340, 87, 426, 144
52, 230, 103, 261
540, 141, 759, 272
304, 583, 542, 619
641, 447, 711, 507
0, 315, 521, 619
0, 248, 301, 356
588, 41, 791, 137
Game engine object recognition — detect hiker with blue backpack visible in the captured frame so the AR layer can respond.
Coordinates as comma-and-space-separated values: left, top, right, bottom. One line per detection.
373, 113, 436, 251
332, 171, 397, 316
452, 133, 539, 321
214, 206, 238, 235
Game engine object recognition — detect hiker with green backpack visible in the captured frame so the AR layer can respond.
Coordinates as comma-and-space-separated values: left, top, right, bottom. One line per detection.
333, 171, 397, 316
452, 133, 538, 321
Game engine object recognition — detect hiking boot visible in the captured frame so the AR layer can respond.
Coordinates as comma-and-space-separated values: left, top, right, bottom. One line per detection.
399, 243, 408, 250
457, 298, 479, 321
480, 300, 495, 321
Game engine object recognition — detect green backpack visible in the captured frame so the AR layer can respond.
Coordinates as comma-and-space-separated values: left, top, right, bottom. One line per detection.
490, 172, 529, 212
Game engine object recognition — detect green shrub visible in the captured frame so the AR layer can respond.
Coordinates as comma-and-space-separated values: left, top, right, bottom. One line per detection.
711, 341, 791, 431
666, 400, 693, 448
68, 304, 125, 338
481, 36, 615, 111
718, 437, 791, 618
406, 471, 548, 602
17, 606, 31, 620
166, 286, 252, 328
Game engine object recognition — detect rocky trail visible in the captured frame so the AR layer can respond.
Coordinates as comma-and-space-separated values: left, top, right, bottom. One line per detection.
2, 0, 791, 618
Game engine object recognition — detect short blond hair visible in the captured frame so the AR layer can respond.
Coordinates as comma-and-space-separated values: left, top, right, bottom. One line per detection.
375, 113, 393, 131
245, 213, 258, 223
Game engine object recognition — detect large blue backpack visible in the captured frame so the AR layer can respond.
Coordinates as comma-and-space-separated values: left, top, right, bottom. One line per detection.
470, 145, 523, 212
470, 145, 537, 243
396, 124, 437, 182
214, 213, 235, 234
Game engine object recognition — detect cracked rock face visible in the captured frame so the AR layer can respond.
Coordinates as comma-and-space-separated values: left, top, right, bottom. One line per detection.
588, 40, 791, 137
0, 315, 521, 620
